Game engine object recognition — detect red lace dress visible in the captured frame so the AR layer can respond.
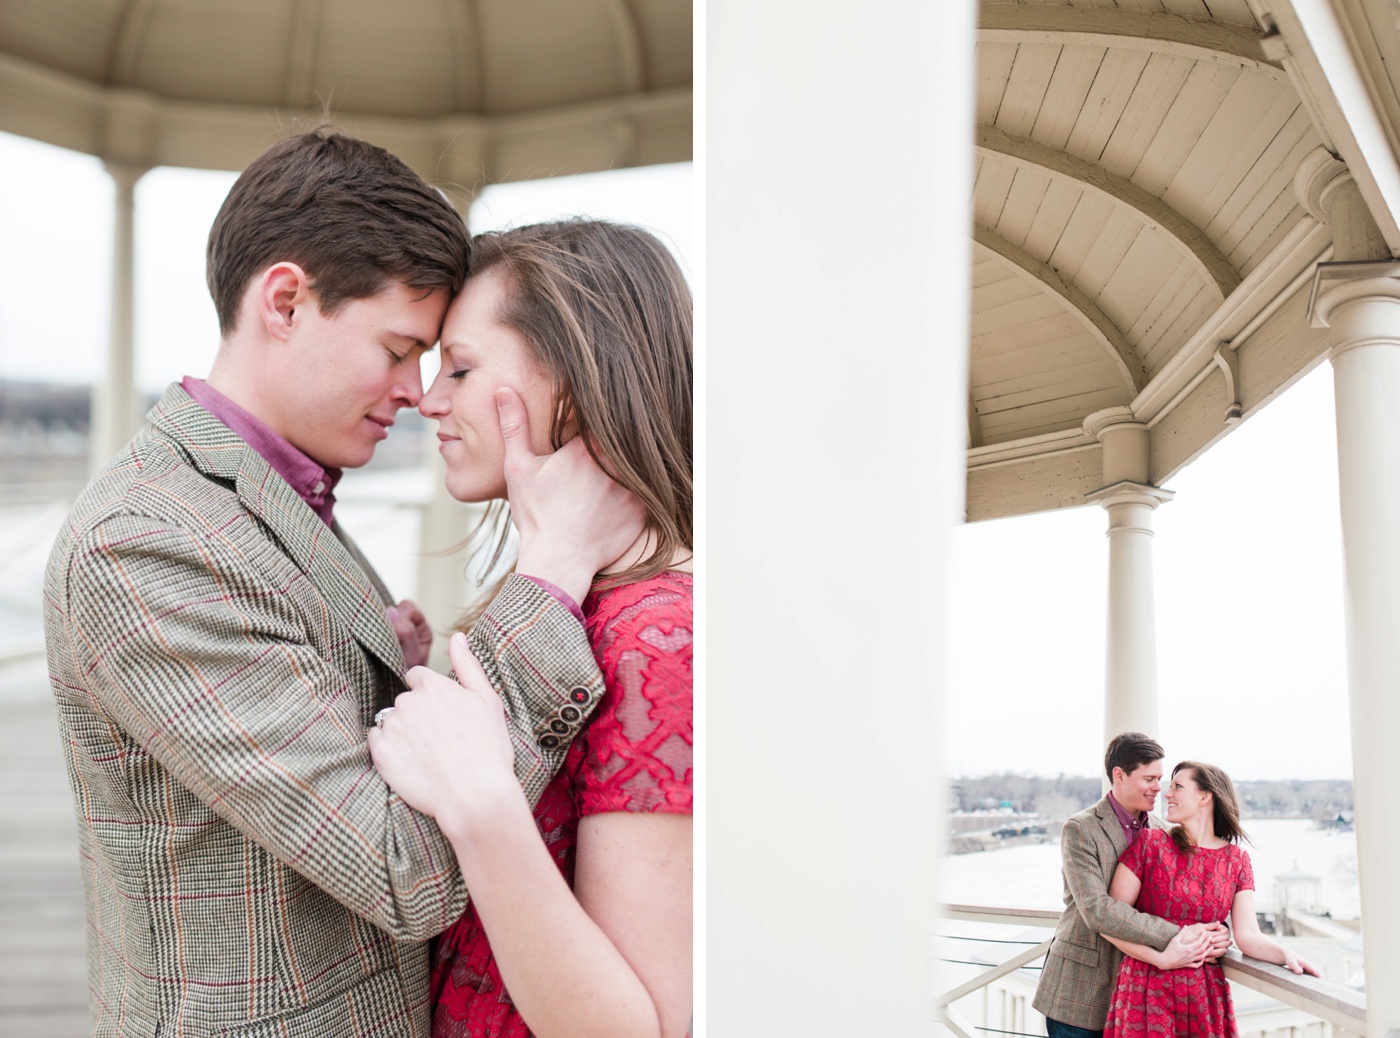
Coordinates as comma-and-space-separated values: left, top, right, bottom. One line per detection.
428, 571, 694, 1038
1104, 828, 1255, 1038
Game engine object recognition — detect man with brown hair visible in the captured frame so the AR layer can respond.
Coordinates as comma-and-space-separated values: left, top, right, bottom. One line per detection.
1033, 732, 1232, 1037
44, 128, 641, 1038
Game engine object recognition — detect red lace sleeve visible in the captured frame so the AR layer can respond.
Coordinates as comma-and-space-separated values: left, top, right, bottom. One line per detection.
1235, 846, 1255, 892
576, 573, 693, 817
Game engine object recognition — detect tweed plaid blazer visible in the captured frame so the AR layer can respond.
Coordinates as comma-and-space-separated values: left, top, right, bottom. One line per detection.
43, 384, 607, 1038
1031, 797, 1182, 1031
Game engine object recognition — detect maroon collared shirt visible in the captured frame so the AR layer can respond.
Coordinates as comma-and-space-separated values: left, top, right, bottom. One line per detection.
1107, 790, 1149, 847
182, 377, 341, 526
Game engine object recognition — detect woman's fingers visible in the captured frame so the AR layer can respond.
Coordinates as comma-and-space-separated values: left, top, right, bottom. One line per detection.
447, 631, 491, 691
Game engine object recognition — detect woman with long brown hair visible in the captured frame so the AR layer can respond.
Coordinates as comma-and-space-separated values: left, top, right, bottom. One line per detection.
368, 219, 692, 1038
1098, 761, 1318, 1037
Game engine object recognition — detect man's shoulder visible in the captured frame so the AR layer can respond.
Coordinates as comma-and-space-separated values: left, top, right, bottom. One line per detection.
51, 425, 249, 578
1064, 797, 1112, 829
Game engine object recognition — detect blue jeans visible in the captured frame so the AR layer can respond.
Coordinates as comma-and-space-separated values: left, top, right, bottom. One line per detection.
1045, 1020, 1103, 1038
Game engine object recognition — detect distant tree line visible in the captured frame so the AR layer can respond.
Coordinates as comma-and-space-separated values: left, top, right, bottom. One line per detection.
949, 773, 1353, 821
0, 380, 94, 431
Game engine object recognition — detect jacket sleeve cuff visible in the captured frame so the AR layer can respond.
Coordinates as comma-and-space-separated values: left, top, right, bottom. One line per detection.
467, 574, 606, 807
520, 574, 586, 625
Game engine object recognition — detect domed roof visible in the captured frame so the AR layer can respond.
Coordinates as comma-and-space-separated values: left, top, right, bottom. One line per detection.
0, 0, 691, 185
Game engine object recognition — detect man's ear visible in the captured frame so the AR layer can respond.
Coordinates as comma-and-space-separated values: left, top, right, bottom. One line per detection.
256, 262, 313, 342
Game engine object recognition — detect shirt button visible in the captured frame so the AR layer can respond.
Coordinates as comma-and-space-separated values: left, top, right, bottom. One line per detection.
313, 481, 325, 495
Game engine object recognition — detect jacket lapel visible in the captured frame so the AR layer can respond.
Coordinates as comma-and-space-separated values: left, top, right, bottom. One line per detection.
1094, 797, 1129, 859
148, 385, 406, 679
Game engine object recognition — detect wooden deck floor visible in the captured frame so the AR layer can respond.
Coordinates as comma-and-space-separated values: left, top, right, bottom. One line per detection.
0, 654, 90, 1037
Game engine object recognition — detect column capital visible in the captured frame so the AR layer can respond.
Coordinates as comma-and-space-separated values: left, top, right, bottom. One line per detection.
1306, 263, 1400, 354
1085, 480, 1175, 512
1082, 405, 1143, 442
101, 160, 151, 191
1294, 146, 1350, 223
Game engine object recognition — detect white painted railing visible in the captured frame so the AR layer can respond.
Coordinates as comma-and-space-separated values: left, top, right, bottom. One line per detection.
936, 904, 1367, 1038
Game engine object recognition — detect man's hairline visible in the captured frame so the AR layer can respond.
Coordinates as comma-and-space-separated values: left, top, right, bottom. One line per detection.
1116, 756, 1166, 780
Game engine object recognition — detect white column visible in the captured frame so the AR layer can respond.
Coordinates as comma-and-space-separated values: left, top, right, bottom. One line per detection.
1085, 409, 1171, 745
1310, 272, 1400, 1038
1085, 483, 1173, 743
90, 162, 147, 473
1300, 148, 1400, 1038
709, 1, 972, 1031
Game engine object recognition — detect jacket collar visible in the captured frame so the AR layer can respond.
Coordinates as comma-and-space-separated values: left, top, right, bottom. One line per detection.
148, 383, 405, 678
1092, 794, 1167, 855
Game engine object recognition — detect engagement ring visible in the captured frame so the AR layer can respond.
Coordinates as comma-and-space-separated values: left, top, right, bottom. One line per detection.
374, 707, 395, 728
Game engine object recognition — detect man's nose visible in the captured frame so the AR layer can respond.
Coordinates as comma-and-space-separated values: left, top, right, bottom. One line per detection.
394, 366, 425, 408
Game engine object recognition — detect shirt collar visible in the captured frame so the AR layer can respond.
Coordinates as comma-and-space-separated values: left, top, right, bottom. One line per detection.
1107, 790, 1147, 831
182, 376, 341, 526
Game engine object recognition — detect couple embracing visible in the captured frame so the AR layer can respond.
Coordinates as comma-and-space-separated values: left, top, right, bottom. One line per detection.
1035, 732, 1317, 1038
43, 129, 691, 1037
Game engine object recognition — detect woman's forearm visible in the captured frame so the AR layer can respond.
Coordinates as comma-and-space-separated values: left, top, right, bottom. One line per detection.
1234, 929, 1284, 964
440, 790, 667, 1038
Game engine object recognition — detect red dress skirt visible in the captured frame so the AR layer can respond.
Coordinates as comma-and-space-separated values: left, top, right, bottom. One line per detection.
428, 572, 694, 1038
1104, 828, 1254, 1038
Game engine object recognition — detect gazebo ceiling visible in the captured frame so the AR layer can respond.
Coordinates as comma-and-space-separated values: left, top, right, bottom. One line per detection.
967, 0, 1400, 521
0, 0, 691, 187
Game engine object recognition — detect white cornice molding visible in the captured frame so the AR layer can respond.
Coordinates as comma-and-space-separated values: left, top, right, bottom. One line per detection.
0, 51, 692, 177
966, 428, 1099, 470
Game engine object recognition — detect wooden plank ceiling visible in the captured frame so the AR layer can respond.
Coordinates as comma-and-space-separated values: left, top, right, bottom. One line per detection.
970, 0, 1321, 451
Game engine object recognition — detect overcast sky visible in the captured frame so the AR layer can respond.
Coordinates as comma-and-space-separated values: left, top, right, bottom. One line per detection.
948, 363, 1350, 781
0, 129, 1354, 781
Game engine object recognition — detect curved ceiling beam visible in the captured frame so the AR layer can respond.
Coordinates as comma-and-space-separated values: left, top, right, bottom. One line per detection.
284, 0, 323, 108
603, 0, 647, 92
974, 224, 1148, 395
977, 124, 1243, 301
445, 0, 486, 113
967, 392, 985, 450
106, 0, 158, 86
978, 5, 1284, 81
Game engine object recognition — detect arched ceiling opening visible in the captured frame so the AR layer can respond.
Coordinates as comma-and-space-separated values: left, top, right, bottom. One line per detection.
966, 0, 1366, 518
